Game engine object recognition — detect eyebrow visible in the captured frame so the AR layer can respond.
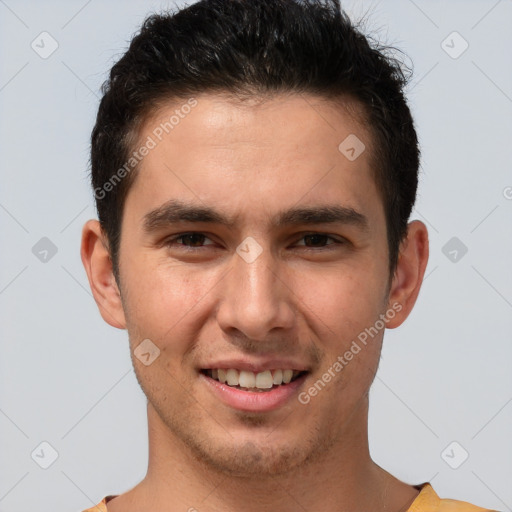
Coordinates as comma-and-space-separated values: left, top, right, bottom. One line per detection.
142, 199, 369, 233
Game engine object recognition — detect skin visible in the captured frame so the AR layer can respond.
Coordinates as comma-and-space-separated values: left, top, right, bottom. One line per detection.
81, 93, 429, 512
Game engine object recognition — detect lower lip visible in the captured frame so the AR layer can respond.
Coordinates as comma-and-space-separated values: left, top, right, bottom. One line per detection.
200, 372, 308, 412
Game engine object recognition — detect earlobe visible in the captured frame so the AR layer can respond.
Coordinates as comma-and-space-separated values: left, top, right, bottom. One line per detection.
80, 219, 127, 330
385, 220, 429, 329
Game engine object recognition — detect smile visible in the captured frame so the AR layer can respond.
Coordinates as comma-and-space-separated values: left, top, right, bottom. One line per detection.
200, 368, 309, 412
201, 368, 306, 392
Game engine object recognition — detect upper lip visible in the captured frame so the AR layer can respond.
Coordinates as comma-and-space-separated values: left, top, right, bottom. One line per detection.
200, 358, 311, 373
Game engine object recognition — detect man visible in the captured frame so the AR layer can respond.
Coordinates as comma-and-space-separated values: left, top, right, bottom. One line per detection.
79, 0, 496, 510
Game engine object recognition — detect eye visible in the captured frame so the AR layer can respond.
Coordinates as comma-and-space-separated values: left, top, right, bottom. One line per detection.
164, 232, 215, 248
163, 232, 345, 251
294, 233, 344, 249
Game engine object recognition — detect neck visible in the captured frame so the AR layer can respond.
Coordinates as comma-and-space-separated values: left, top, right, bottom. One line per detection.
120, 397, 416, 512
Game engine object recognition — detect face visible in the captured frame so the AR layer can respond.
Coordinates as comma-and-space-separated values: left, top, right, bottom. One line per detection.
96, 93, 403, 476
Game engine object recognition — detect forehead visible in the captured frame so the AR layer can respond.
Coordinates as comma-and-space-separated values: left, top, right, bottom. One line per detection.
124, 93, 382, 230
140, 92, 371, 154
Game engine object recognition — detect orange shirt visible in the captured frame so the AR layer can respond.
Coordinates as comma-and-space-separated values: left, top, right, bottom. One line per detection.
80, 482, 498, 511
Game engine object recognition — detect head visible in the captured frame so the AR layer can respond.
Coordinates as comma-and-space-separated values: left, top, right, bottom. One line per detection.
82, 0, 428, 478
91, 0, 420, 285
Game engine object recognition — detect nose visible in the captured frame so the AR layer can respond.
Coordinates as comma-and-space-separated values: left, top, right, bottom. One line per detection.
216, 240, 296, 342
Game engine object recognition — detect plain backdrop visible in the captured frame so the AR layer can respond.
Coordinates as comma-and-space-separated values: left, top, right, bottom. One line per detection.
0, 1, 511, 511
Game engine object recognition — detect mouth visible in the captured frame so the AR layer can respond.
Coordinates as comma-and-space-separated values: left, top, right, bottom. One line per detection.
199, 367, 310, 412
200, 368, 308, 392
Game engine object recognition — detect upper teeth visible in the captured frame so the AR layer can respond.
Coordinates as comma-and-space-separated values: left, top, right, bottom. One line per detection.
209, 369, 299, 389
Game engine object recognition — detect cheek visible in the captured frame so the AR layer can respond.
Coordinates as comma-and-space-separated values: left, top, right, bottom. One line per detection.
125, 258, 240, 371
295, 263, 386, 397
122, 256, 205, 345
296, 262, 385, 336
301, 270, 385, 404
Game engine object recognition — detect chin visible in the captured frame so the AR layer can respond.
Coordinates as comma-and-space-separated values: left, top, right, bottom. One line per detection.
146, 384, 343, 478
176, 413, 339, 478
189, 437, 312, 477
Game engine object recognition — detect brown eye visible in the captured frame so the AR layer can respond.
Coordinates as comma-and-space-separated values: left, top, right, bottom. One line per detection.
296, 233, 343, 248
165, 233, 215, 248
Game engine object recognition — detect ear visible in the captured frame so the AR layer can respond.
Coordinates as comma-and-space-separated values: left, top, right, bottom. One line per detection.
385, 220, 429, 329
80, 219, 127, 329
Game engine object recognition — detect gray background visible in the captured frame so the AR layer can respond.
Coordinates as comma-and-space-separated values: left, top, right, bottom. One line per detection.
0, 0, 511, 511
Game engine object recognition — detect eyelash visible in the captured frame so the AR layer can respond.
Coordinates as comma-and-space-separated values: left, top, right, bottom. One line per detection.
163, 232, 345, 250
